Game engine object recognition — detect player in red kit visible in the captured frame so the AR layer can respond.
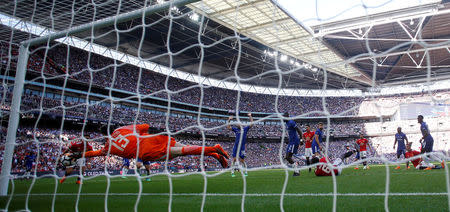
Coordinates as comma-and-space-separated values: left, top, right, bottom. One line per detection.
355, 134, 372, 170
60, 138, 93, 184
310, 153, 342, 176
84, 124, 229, 169
405, 142, 442, 170
302, 124, 315, 172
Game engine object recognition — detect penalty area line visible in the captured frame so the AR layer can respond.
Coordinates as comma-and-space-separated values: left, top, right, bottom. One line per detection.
12, 192, 448, 197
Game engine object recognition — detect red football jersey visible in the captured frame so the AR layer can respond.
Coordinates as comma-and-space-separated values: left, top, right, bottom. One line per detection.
303, 131, 315, 148
104, 124, 150, 159
69, 139, 93, 153
315, 157, 339, 176
405, 150, 422, 168
356, 138, 369, 151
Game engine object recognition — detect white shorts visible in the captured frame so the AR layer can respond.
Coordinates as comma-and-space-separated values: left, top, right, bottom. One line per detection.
360, 151, 367, 158
305, 148, 313, 157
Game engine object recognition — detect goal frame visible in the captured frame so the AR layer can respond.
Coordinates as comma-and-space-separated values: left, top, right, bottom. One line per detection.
0, 0, 200, 196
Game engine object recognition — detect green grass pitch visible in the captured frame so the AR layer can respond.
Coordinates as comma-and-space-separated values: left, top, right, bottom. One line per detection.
1, 165, 449, 212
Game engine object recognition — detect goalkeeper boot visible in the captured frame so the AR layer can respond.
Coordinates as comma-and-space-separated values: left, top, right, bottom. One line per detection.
231, 173, 236, 177
441, 160, 446, 168
406, 166, 411, 170
213, 144, 229, 159
59, 176, 66, 184
244, 172, 248, 177
210, 153, 228, 168
145, 177, 151, 182
76, 180, 82, 185
395, 166, 401, 170
424, 167, 432, 170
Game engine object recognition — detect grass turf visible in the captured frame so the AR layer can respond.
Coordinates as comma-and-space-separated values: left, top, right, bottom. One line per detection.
1, 165, 449, 212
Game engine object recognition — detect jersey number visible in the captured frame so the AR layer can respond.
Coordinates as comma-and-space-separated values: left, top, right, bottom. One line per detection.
111, 136, 130, 152
319, 165, 331, 174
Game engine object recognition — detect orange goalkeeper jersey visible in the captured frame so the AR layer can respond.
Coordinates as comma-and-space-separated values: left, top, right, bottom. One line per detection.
87, 124, 177, 161
104, 124, 150, 159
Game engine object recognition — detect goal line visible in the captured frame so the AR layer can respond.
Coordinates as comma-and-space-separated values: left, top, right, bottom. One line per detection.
11, 192, 449, 197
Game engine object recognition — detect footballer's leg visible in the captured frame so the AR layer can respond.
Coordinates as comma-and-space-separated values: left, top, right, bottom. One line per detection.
231, 158, 237, 177
231, 143, 238, 177
169, 144, 229, 159
137, 159, 151, 181
354, 151, 360, 169
286, 143, 300, 176
60, 166, 74, 184
76, 158, 87, 184
395, 150, 402, 170
360, 151, 368, 169
240, 150, 248, 176
144, 163, 152, 181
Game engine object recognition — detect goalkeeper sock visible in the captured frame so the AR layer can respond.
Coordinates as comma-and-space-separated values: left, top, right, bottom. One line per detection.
181, 146, 215, 156
242, 161, 248, 174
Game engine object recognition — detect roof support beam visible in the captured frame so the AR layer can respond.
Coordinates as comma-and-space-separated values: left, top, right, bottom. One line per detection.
209, 0, 266, 16
349, 44, 450, 63
241, 17, 291, 32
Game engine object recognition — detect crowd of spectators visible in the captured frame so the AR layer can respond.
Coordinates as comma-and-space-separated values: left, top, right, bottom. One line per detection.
21, 45, 364, 116
1, 127, 361, 173
2, 126, 449, 174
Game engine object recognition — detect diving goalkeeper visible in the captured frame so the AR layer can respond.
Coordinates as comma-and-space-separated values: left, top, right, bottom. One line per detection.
83, 124, 229, 168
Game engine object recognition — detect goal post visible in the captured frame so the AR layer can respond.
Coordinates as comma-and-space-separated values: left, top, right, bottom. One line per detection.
0, 0, 200, 196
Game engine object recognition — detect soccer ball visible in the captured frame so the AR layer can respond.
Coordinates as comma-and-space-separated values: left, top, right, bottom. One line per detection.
60, 153, 75, 166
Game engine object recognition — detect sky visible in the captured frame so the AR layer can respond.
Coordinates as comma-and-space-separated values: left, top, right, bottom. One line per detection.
274, 0, 440, 27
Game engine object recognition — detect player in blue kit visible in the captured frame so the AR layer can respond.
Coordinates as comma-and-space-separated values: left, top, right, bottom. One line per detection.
137, 158, 152, 181
24, 152, 36, 179
312, 122, 324, 154
418, 115, 445, 168
121, 158, 130, 178
227, 113, 253, 177
283, 112, 303, 177
393, 127, 409, 169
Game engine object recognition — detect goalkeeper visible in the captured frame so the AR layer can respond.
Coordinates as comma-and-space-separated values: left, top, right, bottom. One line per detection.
83, 124, 229, 168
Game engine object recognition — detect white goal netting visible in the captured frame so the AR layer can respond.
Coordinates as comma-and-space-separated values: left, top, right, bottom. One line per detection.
0, 0, 450, 211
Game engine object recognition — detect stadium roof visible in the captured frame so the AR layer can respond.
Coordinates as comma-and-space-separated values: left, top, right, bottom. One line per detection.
188, 0, 372, 85
0, 0, 450, 95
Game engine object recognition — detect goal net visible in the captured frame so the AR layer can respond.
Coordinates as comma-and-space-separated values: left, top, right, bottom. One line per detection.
0, 0, 449, 211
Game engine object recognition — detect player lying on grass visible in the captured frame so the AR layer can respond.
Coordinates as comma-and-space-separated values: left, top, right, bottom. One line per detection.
310, 144, 361, 177
82, 124, 229, 169
405, 142, 442, 170
60, 138, 93, 184
310, 152, 342, 176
